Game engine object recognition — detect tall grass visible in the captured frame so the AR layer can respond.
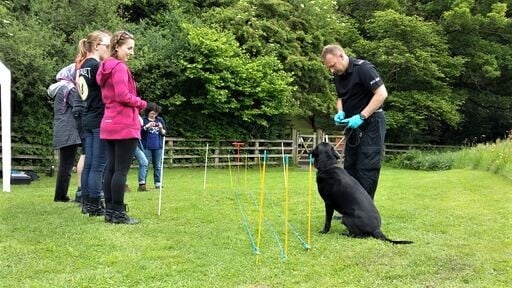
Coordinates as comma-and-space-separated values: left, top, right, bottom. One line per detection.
451, 139, 512, 180
388, 139, 512, 180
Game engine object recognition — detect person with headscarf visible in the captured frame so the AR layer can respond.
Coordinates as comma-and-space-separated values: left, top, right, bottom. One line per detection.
48, 63, 82, 202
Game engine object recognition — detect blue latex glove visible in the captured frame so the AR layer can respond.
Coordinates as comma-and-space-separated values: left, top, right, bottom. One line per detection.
341, 114, 364, 129
333, 111, 345, 125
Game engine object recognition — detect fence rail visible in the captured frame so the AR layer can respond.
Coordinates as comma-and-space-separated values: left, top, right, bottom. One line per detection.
165, 138, 295, 167
1, 131, 463, 170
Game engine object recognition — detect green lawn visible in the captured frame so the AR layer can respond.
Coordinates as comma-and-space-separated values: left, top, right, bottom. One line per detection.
0, 167, 510, 287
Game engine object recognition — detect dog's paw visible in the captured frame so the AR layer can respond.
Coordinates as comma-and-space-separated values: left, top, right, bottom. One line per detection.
318, 228, 330, 234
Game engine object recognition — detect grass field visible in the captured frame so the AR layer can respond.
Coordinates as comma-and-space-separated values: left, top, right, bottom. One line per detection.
0, 166, 511, 287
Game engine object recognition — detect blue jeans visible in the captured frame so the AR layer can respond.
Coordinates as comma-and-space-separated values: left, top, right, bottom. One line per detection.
81, 128, 107, 199
144, 148, 162, 186
134, 145, 148, 184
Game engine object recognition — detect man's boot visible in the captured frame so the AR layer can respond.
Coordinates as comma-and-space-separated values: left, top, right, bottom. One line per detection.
111, 204, 139, 225
88, 197, 105, 217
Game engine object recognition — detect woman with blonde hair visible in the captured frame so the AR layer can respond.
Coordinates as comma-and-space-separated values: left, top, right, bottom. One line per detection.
97, 31, 150, 224
75, 30, 112, 216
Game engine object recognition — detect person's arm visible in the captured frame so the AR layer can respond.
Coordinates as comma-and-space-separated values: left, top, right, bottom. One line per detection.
158, 118, 166, 135
360, 85, 388, 119
336, 97, 343, 113
112, 64, 147, 110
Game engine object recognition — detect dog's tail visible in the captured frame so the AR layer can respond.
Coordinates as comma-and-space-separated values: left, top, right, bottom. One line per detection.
386, 239, 414, 245
373, 231, 414, 245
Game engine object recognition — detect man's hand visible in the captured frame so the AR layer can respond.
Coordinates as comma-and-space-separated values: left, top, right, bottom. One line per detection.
341, 113, 364, 129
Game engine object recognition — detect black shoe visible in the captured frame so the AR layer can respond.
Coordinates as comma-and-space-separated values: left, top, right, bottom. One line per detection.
104, 203, 114, 223
111, 204, 139, 225
80, 195, 90, 214
54, 196, 71, 202
74, 188, 82, 203
88, 197, 105, 217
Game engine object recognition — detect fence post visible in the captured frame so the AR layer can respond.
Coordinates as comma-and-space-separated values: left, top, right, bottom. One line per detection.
315, 129, 323, 147
214, 144, 220, 167
168, 138, 173, 167
254, 140, 260, 165
292, 129, 298, 166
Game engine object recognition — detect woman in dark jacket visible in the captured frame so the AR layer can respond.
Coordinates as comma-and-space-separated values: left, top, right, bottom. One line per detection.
48, 63, 82, 202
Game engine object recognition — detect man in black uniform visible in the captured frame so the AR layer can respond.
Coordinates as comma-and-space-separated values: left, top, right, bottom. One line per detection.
321, 44, 388, 200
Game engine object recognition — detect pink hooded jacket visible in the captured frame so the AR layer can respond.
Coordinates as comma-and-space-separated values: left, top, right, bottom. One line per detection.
96, 58, 147, 140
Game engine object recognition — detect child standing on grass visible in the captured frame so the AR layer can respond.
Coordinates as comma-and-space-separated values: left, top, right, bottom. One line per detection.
141, 103, 166, 189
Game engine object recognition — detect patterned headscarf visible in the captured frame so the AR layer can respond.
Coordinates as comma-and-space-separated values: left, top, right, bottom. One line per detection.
47, 63, 77, 112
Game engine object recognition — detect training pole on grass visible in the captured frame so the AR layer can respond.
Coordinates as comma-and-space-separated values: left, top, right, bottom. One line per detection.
281, 143, 289, 256
255, 151, 267, 264
203, 143, 209, 190
244, 152, 250, 198
157, 136, 166, 216
307, 153, 313, 247
0, 61, 12, 193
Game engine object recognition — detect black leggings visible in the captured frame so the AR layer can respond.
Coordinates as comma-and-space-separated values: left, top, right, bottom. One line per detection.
103, 139, 137, 206
54, 144, 79, 201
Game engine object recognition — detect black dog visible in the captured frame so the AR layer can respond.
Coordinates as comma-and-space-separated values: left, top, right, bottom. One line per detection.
311, 142, 413, 245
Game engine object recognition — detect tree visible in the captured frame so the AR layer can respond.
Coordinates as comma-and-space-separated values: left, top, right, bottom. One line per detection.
199, 0, 363, 130
352, 10, 465, 143
171, 24, 294, 138
442, 1, 512, 142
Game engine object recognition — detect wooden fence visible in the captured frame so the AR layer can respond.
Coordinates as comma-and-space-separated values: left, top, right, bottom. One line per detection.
1, 130, 463, 170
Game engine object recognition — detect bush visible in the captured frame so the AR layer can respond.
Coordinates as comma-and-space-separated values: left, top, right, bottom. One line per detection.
388, 150, 454, 171
452, 139, 512, 180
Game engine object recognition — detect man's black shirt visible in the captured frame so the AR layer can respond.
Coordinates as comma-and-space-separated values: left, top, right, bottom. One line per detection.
333, 57, 384, 117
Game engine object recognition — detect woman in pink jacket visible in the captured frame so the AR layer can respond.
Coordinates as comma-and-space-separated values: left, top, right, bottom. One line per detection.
97, 31, 149, 225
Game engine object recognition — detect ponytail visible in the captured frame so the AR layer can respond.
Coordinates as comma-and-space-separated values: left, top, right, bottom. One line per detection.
74, 39, 88, 69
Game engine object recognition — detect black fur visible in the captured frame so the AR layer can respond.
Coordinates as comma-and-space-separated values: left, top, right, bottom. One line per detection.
311, 142, 413, 245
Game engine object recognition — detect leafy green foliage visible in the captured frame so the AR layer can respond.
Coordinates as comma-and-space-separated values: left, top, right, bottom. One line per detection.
1, 0, 512, 148
353, 10, 465, 143
200, 0, 361, 129
388, 138, 512, 181
388, 150, 454, 170
441, 1, 512, 142
451, 138, 512, 180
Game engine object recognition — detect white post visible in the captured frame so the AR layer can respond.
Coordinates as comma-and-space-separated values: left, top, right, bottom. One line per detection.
0, 61, 12, 192
157, 136, 166, 215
